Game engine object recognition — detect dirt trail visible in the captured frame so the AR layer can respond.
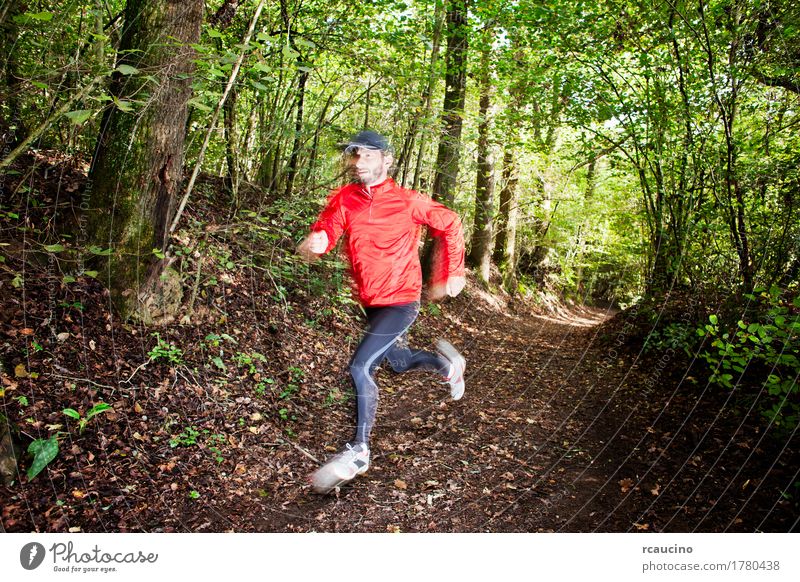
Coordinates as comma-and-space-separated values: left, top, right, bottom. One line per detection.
235, 292, 795, 533
3, 275, 796, 533
221, 298, 618, 533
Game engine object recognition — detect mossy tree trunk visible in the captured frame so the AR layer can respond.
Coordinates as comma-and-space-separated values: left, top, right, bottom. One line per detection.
88, 0, 203, 321
431, 0, 469, 206
467, 31, 495, 285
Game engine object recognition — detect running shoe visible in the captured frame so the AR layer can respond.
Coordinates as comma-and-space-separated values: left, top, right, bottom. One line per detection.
310, 442, 370, 494
437, 339, 466, 400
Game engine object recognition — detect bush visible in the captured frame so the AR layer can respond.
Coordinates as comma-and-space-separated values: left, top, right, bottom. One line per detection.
698, 286, 800, 430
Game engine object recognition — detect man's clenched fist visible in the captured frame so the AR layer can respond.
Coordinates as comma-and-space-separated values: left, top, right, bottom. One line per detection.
297, 230, 329, 262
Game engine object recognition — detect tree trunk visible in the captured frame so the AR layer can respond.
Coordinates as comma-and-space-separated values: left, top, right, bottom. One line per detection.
494, 147, 519, 292
467, 34, 495, 284
284, 68, 308, 199
412, 0, 445, 192
431, 0, 469, 206
88, 0, 203, 322
224, 83, 239, 201
0, 0, 25, 142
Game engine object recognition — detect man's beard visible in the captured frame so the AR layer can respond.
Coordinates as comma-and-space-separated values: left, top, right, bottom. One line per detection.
350, 167, 383, 186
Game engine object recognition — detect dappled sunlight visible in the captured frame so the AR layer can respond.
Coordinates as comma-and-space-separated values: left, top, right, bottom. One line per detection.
530, 305, 615, 328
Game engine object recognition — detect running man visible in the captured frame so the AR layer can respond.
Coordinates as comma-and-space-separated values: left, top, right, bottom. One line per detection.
297, 130, 467, 494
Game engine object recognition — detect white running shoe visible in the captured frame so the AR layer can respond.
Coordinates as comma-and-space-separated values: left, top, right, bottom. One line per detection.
310, 443, 370, 494
437, 339, 466, 400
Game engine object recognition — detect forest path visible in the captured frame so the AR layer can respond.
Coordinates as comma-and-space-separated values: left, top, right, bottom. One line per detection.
4, 269, 793, 533
242, 298, 659, 533
237, 288, 794, 533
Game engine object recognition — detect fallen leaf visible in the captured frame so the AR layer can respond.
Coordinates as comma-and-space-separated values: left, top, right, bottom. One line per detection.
14, 364, 28, 378
650, 483, 661, 496
20, 328, 34, 336
56, 332, 70, 342
72, 490, 85, 499
633, 522, 649, 531
394, 479, 408, 490
619, 478, 634, 493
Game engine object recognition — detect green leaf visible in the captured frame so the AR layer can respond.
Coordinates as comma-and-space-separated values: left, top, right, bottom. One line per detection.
31, 81, 48, 90
89, 246, 113, 256
295, 38, 317, 49
27, 437, 59, 480
86, 402, 112, 420
116, 64, 139, 75
152, 248, 166, 259
63, 408, 81, 420
62, 276, 76, 284
15, 11, 54, 24
114, 98, 135, 112
251, 80, 269, 91
84, 271, 98, 278
212, 356, 226, 370
709, 314, 718, 325
64, 110, 94, 125
188, 98, 212, 112
44, 244, 65, 252
282, 44, 300, 60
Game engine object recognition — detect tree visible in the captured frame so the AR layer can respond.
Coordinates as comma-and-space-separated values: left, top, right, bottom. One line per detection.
87, 0, 204, 322
468, 26, 496, 284
431, 0, 470, 206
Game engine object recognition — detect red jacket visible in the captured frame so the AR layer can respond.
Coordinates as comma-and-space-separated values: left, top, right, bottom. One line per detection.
311, 177, 465, 307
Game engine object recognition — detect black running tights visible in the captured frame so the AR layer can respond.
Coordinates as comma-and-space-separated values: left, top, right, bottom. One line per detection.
349, 301, 449, 445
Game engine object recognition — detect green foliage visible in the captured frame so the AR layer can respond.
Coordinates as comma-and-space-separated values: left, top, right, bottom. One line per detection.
63, 403, 113, 434
643, 322, 697, 356
254, 377, 275, 397
206, 433, 226, 464
169, 426, 200, 448
148, 333, 184, 365
27, 436, 59, 480
234, 351, 267, 374
698, 288, 800, 429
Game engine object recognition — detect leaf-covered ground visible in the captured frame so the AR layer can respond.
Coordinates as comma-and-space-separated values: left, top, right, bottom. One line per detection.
1, 158, 797, 532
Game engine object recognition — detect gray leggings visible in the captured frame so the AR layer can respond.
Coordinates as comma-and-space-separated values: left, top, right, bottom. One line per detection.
350, 301, 450, 445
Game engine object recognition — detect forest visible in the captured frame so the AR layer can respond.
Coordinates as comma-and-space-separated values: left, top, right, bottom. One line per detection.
0, 0, 798, 533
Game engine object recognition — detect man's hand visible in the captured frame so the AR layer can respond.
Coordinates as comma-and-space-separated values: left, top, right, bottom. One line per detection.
296, 231, 329, 262
446, 275, 466, 297
428, 276, 466, 301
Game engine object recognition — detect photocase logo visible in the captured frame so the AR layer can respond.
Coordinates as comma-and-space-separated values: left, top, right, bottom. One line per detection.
20, 542, 46, 570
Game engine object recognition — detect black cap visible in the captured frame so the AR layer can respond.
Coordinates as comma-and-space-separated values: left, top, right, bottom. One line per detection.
340, 130, 392, 153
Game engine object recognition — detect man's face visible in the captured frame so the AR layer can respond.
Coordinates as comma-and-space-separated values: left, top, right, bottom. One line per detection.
346, 147, 392, 186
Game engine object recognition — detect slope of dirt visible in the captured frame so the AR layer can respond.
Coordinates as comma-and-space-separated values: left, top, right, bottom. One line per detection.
2, 268, 797, 532
0, 160, 797, 533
